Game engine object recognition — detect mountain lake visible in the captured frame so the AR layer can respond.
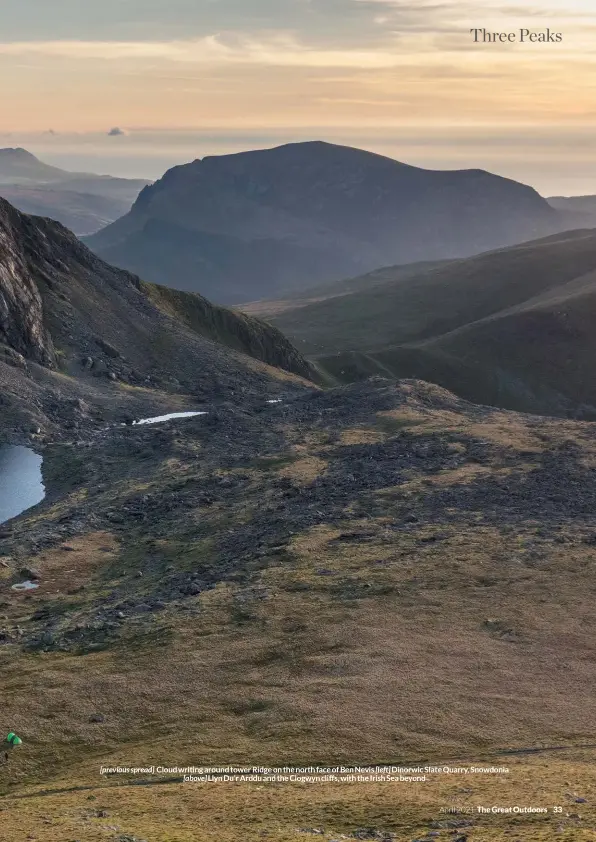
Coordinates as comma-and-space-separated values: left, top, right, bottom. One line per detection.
0, 445, 45, 525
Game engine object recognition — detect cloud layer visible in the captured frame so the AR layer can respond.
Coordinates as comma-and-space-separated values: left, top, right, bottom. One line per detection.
2, 0, 595, 193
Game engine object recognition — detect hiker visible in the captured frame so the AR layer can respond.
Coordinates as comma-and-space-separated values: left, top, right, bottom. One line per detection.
1, 732, 22, 764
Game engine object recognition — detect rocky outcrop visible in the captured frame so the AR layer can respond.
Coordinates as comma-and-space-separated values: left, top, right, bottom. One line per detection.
0, 199, 55, 365
0, 198, 314, 396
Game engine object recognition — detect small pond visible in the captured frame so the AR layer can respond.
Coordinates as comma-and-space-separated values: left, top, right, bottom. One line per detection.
0, 445, 45, 525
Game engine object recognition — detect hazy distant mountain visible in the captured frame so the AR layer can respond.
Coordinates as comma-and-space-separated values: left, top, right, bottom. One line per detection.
0, 148, 150, 235
0, 147, 67, 182
266, 228, 596, 417
548, 194, 596, 227
86, 141, 573, 304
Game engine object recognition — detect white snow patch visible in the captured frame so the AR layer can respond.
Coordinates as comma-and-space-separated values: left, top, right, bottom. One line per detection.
134, 411, 207, 425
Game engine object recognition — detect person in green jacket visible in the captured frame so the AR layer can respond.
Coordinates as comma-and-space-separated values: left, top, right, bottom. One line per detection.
2, 732, 22, 763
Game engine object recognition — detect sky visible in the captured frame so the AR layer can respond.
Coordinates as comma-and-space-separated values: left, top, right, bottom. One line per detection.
1, 0, 596, 195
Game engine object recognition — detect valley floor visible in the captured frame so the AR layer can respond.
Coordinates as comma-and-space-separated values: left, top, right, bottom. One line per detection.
1, 378, 595, 840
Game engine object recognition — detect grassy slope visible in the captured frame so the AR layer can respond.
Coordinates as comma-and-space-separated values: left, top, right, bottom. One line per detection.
316, 270, 596, 416
0, 196, 316, 415
1, 380, 596, 839
140, 280, 317, 382
268, 230, 596, 415
3, 753, 595, 841
271, 229, 596, 355
240, 260, 453, 317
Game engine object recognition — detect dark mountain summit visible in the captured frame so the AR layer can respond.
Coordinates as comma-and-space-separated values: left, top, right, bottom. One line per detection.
86, 140, 570, 303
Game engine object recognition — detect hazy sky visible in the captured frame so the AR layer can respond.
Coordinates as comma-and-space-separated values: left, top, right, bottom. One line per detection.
2, 0, 595, 194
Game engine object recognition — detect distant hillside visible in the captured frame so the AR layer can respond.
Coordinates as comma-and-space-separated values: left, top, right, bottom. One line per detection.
548, 194, 596, 228
548, 194, 596, 214
86, 140, 573, 304
269, 228, 596, 417
140, 281, 314, 381
0, 185, 140, 237
0, 148, 149, 235
241, 259, 454, 317
0, 147, 66, 182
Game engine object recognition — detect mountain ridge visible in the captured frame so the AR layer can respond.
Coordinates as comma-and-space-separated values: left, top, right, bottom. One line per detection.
86, 140, 572, 303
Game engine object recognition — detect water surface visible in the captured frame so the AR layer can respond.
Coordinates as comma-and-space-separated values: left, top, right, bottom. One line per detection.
0, 445, 45, 525
134, 411, 207, 426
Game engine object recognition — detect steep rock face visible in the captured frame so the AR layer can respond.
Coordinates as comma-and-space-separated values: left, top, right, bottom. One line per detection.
86, 140, 570, 304
0, 200, 55, 365
0, 198, 314, 390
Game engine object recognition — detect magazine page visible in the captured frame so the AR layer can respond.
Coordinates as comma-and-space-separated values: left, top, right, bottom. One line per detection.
0, 1, 593, 840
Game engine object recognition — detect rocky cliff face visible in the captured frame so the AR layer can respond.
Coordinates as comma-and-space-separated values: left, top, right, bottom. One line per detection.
0, 199, 55, 365
0, 197, 314, 391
